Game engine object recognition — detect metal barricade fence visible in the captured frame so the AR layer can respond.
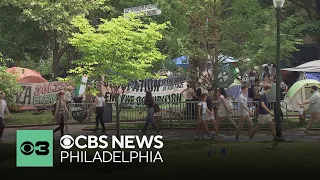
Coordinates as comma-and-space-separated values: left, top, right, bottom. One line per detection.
67, 101, 289, 131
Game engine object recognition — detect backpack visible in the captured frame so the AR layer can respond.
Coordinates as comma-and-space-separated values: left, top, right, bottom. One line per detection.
248, 85, 254, 98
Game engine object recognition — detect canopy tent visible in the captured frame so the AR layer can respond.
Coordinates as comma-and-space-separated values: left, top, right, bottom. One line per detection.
284, 79, 320, 111
6, 67, 47, 83
226, 80, 242, 101
218, 54, 238, 63
281, 60, 320, 72
173, 56, 189, 69
305, 72, 320, 82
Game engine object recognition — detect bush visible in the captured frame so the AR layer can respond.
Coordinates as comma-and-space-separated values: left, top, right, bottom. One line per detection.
0, 54, 22, 105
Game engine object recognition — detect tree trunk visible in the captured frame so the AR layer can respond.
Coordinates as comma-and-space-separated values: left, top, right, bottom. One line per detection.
114, 92, 122, 150
52, 30, 70, 79
52, 36, 60, 79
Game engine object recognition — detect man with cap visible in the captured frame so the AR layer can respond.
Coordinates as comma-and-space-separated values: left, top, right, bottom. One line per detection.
299, 86, 320, 133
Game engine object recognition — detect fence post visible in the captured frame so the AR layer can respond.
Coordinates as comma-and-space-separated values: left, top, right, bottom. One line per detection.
169, 101, 173, 130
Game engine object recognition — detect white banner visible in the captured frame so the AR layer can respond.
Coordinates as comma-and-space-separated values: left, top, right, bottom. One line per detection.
104, 76, 187, 105
124, 4, 161, 16
14, 81, 72, 106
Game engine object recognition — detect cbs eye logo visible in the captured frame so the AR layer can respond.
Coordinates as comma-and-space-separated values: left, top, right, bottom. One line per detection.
60, 135, 74, 149
20, 141, 50, 156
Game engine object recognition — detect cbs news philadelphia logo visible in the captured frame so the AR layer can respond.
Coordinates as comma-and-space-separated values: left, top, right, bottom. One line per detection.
16, 130, 53, 167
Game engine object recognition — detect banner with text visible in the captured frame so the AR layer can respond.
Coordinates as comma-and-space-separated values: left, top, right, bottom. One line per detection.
104, 76, 187, 105
14, 81, 72, 106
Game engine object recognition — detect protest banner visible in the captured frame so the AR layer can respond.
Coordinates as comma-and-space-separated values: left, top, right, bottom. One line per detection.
14, 81, 72, 106
103, 76, 187, 105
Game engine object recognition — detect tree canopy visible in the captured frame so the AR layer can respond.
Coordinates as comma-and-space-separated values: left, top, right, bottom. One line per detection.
67, 14, 167, 86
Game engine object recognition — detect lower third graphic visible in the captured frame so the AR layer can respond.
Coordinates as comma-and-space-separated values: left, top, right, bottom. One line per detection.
16, 130, 53, 167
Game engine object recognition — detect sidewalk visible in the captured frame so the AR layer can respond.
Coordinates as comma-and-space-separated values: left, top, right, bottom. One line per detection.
1, 124, 320, 143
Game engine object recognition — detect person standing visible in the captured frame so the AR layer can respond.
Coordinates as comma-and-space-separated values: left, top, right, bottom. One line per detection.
181, 84, 195, 117
64, 86, 73, 106
0, 91, 11, 142
217, 88, 237, 130
141, 91, 161, 135
194, 93, 214, 140
250, 85, 276, 140
299, 86, 320, 133
84, 85, 94, 121
94, 92, 106, 133
54, 92, 71, 137
235, 85, 253, 142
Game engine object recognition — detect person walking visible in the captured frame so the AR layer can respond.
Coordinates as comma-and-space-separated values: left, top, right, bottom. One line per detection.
141, 91, 161, 135
252, 79, 261, 119
194, 93, 214, 140
217, 88, 237, 130
299, 86, 320, 133
206, 88, 219, 136
181, 84, 195, 117
235, 85, 253, 142
0, 91, 11, 142
93, 92, 106, 133
54, 92, 71, 137
250, 85, 276, 140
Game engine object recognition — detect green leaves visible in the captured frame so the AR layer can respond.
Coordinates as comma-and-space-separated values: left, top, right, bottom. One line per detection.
68, 14, 167, 86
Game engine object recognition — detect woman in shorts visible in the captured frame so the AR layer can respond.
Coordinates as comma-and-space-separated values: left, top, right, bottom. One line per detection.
194, 93, 214, 140
217, 88, 238, 130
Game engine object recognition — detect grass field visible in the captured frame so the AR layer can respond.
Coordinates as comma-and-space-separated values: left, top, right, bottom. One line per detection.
1, 141, 319, 178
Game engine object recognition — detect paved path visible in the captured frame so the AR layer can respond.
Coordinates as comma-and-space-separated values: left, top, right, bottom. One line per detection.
1, 124, 320, 143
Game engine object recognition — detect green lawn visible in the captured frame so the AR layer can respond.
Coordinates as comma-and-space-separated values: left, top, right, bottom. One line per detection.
1, 141, 319, 178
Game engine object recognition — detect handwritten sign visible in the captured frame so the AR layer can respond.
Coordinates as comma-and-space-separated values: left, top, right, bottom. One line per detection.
70, 106, 87, 123
14, 81, 72, 106
104, 76, 187, 104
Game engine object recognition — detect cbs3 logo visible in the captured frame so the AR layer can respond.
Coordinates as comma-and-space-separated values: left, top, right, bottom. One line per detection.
20, 141, 50, 156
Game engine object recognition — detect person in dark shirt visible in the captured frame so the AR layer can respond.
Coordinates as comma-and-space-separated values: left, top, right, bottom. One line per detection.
206, 90, 219, 136
141, 91, 160, 135
250, 85, 276, 140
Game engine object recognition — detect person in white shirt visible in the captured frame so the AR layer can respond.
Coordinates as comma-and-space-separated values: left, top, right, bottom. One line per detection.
299, 86, 320, 133
235, 85, 253, 142
194, 93, 214, 140
0, 91, 11, 142
64, 86, 73, 105
94, 92, 106, 132
181, 84, 195, 117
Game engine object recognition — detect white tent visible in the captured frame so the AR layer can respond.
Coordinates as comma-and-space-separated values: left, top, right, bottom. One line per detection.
284, 79, 320, 111
282, 60, 320, 72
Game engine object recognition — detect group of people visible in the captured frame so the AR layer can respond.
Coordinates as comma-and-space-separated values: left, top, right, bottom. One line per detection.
191, 84, 276, 141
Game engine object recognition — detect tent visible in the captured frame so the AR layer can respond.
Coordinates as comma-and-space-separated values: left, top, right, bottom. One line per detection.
173, 56, 189, 69
6, 67, 47, 83
281, 60, 320, 72
284, 79, 320, 111
226, 79, 242, 101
